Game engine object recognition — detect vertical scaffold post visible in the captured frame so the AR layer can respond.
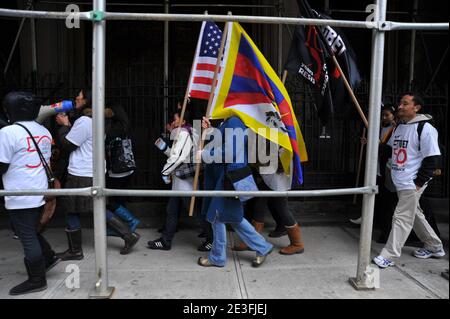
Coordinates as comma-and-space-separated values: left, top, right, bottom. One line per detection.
349, 0, 387, 290
408, 0, 418, 89
163, 0, 170, 135
89, 0, 114, 299
277, 0, 283, 77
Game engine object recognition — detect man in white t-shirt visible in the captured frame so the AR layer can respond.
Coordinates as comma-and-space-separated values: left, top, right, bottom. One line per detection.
0, 92, 58, 295
373, 93, 445, 269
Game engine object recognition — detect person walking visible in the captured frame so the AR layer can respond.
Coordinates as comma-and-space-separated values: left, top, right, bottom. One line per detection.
197, 116, 273, 268
373, 93, 445, 268
0, 91, 59, 295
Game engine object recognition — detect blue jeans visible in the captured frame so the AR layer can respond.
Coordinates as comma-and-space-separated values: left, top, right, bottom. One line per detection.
8, 206, 49, 263
208, 218, 273, 267
66, 213, 81, 231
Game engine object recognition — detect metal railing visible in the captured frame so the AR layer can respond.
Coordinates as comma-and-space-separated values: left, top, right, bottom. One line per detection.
0, 0, 448, 298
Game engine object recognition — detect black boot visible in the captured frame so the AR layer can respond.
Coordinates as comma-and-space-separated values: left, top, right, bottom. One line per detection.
107, 215, 140, 255
56, 229, 84, 261
37, 233, 60, 271
9, 258, 47, 296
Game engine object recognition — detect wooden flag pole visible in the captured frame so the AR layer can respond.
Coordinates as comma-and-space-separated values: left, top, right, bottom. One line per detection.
330, 56, 368, 129
353, 127, 367, 204
188, 21, 230, 217
177, 11, 208, 139
281, 69, 288, 84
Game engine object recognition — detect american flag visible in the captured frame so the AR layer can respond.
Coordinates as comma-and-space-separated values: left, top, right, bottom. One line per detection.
187, 21, 223, 100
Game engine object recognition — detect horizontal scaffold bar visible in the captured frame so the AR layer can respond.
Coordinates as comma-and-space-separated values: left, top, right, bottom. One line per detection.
0, 188, 93, 196
0, 8, 448, 30
0, 186, 377, 197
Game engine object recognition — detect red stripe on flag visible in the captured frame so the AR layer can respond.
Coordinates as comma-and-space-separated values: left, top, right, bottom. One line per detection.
189, 90, 211, 100
193, 77, 213, 85
289, 136, 300, 156
277, 99, 294, 126
234, 53, 274, 100
224, 92, 272, 108
196, 63, 216, 72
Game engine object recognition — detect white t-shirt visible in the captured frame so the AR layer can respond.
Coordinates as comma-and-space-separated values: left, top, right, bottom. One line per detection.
388, 121, 440, 191
66, 116, 93, 177
0, 121, 52, 209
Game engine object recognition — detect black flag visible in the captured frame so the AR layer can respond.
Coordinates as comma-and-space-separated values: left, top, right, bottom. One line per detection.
285, 24, 333, 126
316, 11, 362, 111
286, 0, 362, 125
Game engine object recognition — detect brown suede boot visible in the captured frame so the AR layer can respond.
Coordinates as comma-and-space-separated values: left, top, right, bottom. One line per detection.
279, 224, 304, 255
232, 220, 264, 251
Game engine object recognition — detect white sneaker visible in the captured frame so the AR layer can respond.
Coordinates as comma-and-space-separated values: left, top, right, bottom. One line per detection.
349, 217, 362, 225
413, 248, 446, 259
373, 255, 395, 268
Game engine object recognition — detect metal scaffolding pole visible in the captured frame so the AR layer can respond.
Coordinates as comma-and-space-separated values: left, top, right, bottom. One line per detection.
89, 0, 114, 299
163, 0, 169, 135
349, 0, 387, 290
0, 8, 447, 30
408, 0, 419, 89
0, 186, 375, 198
277, 0, 283, 77
30, 1, 38, 93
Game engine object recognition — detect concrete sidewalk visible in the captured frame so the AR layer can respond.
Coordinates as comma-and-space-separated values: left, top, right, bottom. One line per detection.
0, 224, 448, 299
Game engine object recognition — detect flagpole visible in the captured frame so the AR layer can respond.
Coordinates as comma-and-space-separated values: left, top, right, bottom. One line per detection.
330, 55, 368, 128
281, 69, 288, 84
177, 12, 208, 141
188, 20, 230, 217
353, 127, 366, 204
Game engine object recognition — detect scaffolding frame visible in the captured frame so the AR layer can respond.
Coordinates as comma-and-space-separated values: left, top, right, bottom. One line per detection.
0, 0, 448, 298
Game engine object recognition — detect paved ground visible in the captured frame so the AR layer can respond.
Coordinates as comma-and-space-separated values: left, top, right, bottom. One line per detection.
0, 223, 448, 299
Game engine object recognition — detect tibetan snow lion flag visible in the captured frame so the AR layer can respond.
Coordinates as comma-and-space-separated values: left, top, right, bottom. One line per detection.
209, 22, 308, 185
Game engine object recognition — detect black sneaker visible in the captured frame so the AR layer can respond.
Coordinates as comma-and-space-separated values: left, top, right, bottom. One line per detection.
197, 240, 213, 252
147, 238, 171, 250
198, 232, 207, 238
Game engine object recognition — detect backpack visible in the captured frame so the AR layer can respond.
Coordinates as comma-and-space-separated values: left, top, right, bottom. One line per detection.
417, 121, 445, 175
107, 136, 137, 174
